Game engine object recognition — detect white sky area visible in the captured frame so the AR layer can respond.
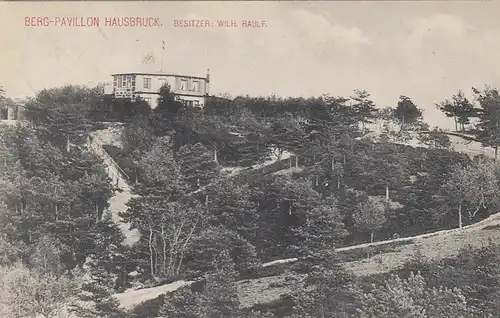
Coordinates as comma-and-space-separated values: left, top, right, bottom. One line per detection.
1, 2, 500, 129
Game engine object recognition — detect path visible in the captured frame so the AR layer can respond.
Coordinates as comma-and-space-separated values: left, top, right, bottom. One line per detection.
87, 130, 139, 246
107, 128, 498, 309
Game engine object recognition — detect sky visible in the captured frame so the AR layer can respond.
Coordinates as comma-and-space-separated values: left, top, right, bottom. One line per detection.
1, 1, 500, 129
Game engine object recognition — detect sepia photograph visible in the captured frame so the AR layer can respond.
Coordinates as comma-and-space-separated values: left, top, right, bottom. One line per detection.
2, 1, 500, 317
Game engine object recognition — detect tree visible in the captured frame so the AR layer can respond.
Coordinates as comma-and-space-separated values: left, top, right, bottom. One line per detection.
443, 158, 500, 228
194, 115, 238, 164
155, 83, 185, 115
23, 85, 96, 152
356, 272, 473, 318
436, 90, 476, 132
161, 251, 240, 318
353, 196, 386, 243
254, 176, 322, 259
74, 213, 127, 318
418, 129, 451, 149
290, 255, 359, 318
350, 89, 378, 132
134, 136, 185, 195
178, 143, 220, 192
204, 177, 257, 241
394, 95, 423, 130
366, 142, 408, 205
0, 242, 80, 318
472, 86, 500, 160
291, 196, 348, 256
184, 227, 258, 275
121, 115, 156, 161
266, 114, 306, 162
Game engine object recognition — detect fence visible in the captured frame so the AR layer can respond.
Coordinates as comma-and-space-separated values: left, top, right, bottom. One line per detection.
88, 134, 130, 186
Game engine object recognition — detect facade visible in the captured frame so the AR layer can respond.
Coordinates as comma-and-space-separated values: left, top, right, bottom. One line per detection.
107, 71, 210, 109
0, 103, 26, 126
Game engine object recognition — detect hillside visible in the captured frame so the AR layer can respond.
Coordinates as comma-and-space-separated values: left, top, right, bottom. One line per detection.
113, 210, 500, 310
97, 123, 500, 311
236, 211, 500, 309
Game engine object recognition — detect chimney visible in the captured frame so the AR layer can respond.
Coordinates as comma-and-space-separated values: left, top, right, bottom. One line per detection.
206, 69, 210, 95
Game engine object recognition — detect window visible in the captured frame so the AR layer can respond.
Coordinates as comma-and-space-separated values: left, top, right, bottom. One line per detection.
144, 77, 152, 89
122, 76, 126, 87
126, 76, 132, 88
192, 80, 199, 92
117, 76, 122, 88
193, 100, 200, 107
113, 76, 117, 88
180, 79, 188, 90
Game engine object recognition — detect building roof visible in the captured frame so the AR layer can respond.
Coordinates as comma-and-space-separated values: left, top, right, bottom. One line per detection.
111, 72, 207, 80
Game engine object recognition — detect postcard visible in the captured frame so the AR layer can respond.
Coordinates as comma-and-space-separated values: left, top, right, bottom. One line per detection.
1, 1, 499, 317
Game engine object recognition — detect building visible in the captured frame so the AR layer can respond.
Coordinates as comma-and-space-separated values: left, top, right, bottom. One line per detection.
0, 101, 27, 126
106, 70, 210, 109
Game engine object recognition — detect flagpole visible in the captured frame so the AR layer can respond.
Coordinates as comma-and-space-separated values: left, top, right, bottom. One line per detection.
161, 41, 165, 73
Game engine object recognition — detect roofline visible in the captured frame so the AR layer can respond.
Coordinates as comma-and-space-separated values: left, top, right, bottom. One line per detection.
111, 72, 207, 80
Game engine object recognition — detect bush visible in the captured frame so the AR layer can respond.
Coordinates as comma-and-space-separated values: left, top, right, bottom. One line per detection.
183, 228, 258, 275
128, 295, 165, 318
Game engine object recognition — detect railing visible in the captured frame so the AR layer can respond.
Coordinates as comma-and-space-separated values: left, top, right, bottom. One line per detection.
88, 134, 130, 182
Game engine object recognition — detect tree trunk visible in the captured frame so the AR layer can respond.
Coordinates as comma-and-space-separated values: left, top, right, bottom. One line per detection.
315, 176, 319, 186
289, 157, 292, 168
213, 146, 218, 163
161, 225, 167, 276
458, 203, 463, 229
149, 226, 155, 278
495, 146, 498, 162
343, 154, 346, 165
331, 158, 334, 172
55, 204, 58, 222
95, 201, 99, 221
276, 148, 283, 161
370, 231, 374, 243
337, 175, 340, 189
205, 194, 209, 207
385, 184, 389, 204
454, 117, 458, 132
295, 155, 298, 168
66, 135, 70, 153
289, 205, 292, 215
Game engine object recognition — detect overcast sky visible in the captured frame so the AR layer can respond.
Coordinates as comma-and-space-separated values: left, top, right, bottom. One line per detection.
1, 1, 500, 128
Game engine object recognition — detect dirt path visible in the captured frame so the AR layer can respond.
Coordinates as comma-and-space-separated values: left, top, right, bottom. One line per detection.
88, 131, 139, 246
345, 213, 500, 277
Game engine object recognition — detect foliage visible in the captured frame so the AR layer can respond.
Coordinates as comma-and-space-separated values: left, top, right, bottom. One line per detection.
289, 255, 359, 317
436, 90, 476, 132
0, 245, 80, 318
184, 227, 258, 275
353, 196, 386, 243
160, 251, 240, 318
356, 272, 473, 318
393, 95, 423, 129
442, 157, 500, 228
472, 86, 500, 157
